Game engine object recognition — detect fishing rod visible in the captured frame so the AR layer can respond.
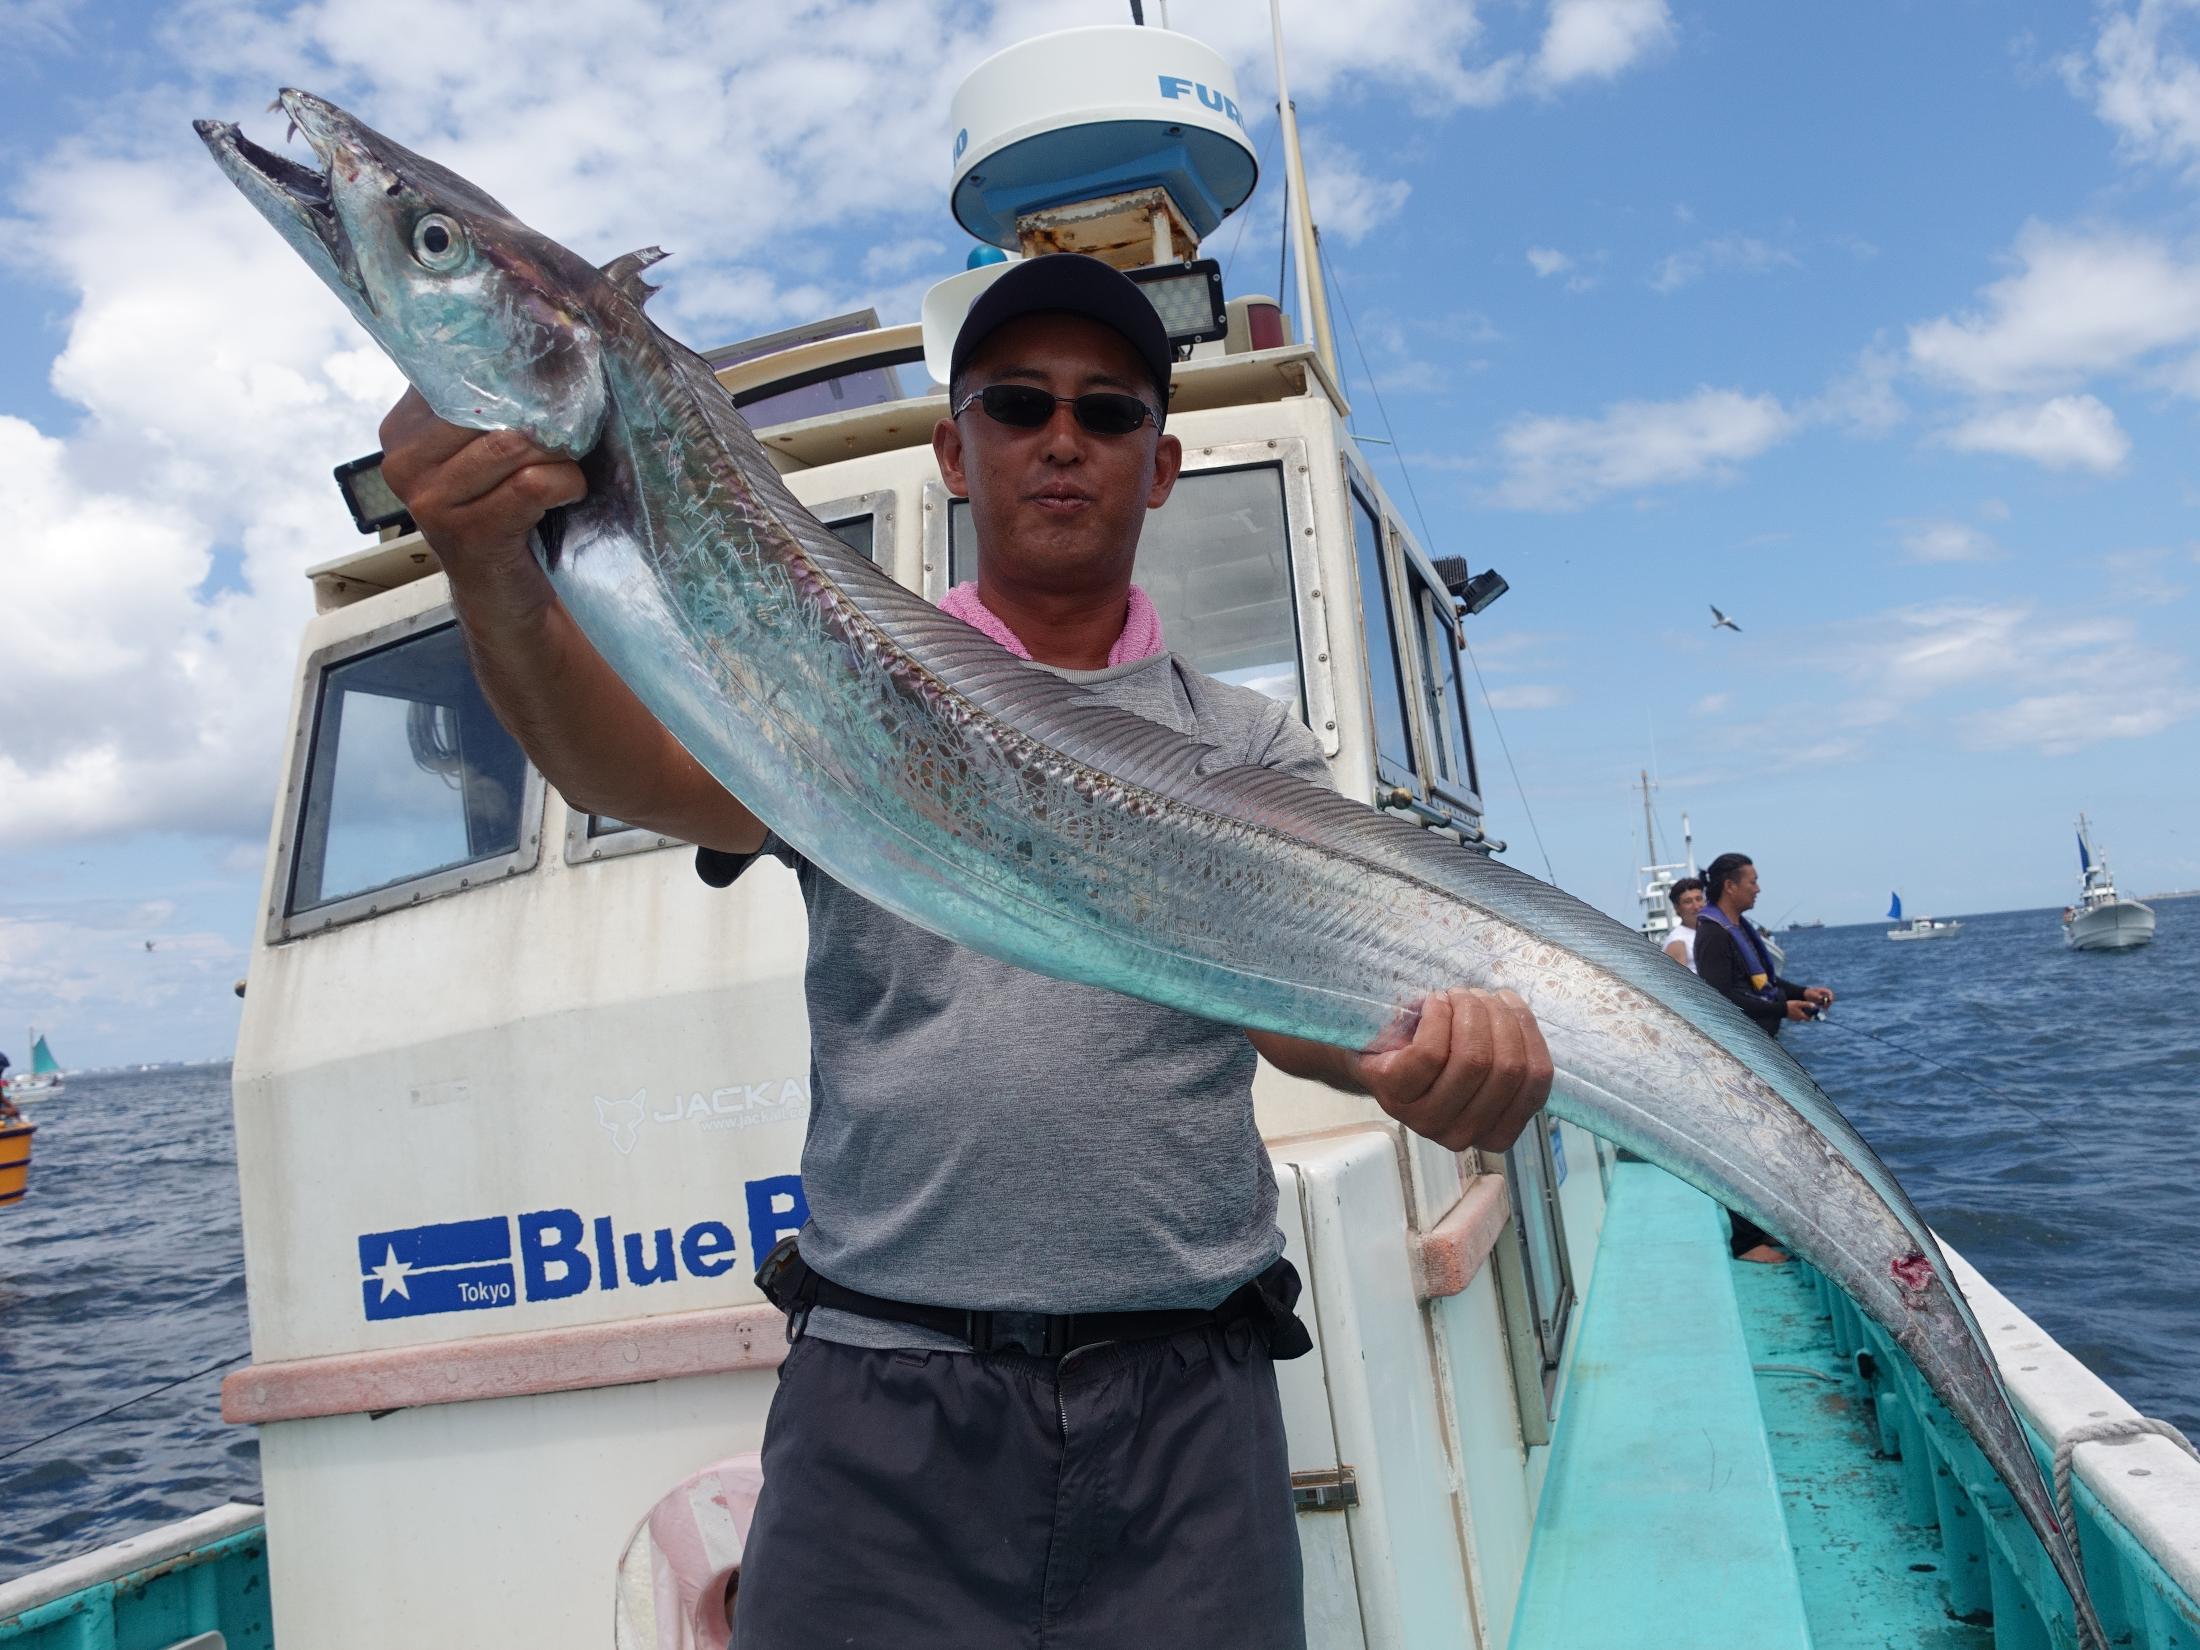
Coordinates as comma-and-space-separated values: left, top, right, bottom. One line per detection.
0, 1350, 250, 1465
1802, 1010, 2092, 1158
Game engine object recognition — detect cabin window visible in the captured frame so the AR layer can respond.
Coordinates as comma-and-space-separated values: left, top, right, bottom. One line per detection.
1503, 1118, 1577, 1395
946, 462, 1306, 715
283, 620, 539, 928
1410, 568, 1478, 801
731, 346, 934, 430
823, 512, 876, 562
1350, 488, 1416, 787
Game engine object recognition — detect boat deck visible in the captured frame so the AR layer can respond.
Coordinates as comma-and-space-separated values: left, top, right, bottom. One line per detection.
1512, 1163, 1997, 1650
1736, 1230, 1992, 1649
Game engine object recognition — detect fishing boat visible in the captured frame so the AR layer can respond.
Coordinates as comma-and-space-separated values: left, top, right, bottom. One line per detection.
2063, 815, 2155, 952
1632, 771, 1786, 972
9, 1030, 65, 1103
1634, 771, 1693, 949
7, 21, 2198, 1650
0, 1113, 33, 1209
1886, 892, 1962, 941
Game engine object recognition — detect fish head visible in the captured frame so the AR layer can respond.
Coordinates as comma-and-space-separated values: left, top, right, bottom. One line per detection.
195, 90, 608, 457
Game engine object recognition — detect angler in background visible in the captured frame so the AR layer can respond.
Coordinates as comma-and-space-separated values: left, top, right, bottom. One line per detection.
1694, 853, 1834, 1036
1694, 852, 1835, 1264
1664, 876, 1706, 974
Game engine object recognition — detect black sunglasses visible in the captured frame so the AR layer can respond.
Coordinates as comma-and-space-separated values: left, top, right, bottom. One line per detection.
952, 383, 1159, 437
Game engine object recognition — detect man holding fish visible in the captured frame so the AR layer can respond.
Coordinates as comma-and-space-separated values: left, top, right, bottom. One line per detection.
380, 253, 1553, 1646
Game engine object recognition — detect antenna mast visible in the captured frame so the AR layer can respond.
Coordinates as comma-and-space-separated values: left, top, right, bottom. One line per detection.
1268, 0, 1339, 382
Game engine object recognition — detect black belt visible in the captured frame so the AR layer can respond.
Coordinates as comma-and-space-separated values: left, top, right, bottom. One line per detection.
756, 1237, 1311, 1359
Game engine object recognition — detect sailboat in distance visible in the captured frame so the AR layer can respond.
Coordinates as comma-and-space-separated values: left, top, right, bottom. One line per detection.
1885, 892, 1962, 942
10, 1030, 66, 1102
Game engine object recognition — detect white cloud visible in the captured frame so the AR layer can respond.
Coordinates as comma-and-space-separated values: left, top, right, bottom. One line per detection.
1650, 234, 1798, 294
1525, 244, 1599, 291
1485, 684, 1569, 710
1942, 394, 2132, 473
2062, 0, 2200, 178
1693, 692, 1730, 716
1832, 600, 2198, 755
1488, 387, 1794, 510
0, 901, 246, 1065
2103, 546, 2191, 603
1300, 133, 1412, 244
1906, 223, 2200, 395
1806, 343, 1906, 434
1535, 0, 1675, 88
1980, 496, 2011, 520
1899, 518, 2001, 563
0, 0, 76, 51
0, 0, 1726, 859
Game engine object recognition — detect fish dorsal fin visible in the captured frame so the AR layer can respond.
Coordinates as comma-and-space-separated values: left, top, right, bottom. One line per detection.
601, 246, 670, 306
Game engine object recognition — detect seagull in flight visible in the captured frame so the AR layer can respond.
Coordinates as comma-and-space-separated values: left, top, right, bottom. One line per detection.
1710, 605, 1742, 633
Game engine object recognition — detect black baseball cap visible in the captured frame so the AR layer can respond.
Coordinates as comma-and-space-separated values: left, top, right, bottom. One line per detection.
950, 253, 1173, 413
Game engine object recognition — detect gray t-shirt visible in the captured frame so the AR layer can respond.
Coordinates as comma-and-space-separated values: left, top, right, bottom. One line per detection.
698, 651, 1336, 1350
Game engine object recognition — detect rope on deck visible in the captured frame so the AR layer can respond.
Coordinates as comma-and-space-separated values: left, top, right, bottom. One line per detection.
2051, 1414, 2200, 1566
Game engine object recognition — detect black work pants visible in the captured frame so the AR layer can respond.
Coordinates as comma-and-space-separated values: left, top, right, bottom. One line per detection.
730, 1320, 1307, 1649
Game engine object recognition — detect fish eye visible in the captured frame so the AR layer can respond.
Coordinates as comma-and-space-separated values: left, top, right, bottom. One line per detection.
411, 213, 467, 271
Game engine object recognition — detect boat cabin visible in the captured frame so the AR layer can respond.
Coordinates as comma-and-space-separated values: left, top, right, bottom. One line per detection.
217, 27, 1603, 1646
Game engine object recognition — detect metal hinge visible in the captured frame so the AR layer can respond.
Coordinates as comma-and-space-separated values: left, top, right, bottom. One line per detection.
1291, 1467, 1360, 1512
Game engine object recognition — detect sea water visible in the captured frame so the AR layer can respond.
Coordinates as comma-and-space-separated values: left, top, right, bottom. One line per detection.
1, 900, 2194, 1580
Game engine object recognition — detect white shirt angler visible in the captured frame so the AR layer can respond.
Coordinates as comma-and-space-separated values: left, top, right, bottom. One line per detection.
1667, 924, 1698, 973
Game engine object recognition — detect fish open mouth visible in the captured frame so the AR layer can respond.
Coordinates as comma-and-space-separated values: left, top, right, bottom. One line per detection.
194, 93, 364, 296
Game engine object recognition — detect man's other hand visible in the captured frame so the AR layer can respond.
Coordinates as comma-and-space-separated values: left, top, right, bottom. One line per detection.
1784, 1000, 1818, 1022
1802, 985, 1835, 1008
378, 388, 585, 604
1350, 988, 1554, 1154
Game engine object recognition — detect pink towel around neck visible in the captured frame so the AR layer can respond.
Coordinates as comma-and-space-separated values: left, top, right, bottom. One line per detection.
937, 581, 1166, 668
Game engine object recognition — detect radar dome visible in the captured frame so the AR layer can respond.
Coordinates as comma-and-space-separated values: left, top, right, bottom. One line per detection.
948, 26, 1258, 251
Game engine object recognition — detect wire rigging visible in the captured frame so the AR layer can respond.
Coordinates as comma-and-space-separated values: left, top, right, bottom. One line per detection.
1216, 120, 1281, 292
1317, 237, 1559, 884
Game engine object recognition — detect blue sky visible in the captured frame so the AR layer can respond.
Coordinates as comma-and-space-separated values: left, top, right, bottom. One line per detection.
5, 0, 2200, 1066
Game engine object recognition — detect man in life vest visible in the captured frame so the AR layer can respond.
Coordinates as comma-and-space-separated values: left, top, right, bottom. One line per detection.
1693, 853, 1832, 1035
1693, 852, 1836, 1263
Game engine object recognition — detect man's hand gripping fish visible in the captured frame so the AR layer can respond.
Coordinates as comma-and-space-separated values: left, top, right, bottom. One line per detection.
197, 91, 2107, 1649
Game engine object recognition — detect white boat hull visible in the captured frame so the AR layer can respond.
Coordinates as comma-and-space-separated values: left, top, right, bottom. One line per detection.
1886, 923, 1962, 942
9, 1076, 63, 1103
2064, 899, 2155, 951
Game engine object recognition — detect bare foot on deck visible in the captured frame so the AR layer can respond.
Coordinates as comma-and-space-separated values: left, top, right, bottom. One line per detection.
1737, 1243, 1791, 1264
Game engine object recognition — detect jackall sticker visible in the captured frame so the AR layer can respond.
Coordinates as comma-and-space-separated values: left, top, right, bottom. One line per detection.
593, 1078, 811, 1155
357, 1175, 810, 1323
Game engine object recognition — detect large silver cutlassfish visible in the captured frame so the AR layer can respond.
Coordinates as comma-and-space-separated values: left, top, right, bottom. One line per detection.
198, 92, 2105, 1647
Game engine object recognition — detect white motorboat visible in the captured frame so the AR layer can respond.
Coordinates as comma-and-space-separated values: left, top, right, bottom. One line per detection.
2063, 815, 2155, 952
1885, 893, 1961, 941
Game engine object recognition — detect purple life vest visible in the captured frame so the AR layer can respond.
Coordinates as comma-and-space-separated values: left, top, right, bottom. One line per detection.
1698, 907, 1782, 1004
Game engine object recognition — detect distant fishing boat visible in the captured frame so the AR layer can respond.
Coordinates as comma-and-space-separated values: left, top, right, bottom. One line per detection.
10, 1029, 66, 1102
1786, 919, 1825, 932
2063, 815, 2155, 952
1885, 892, 1961, 941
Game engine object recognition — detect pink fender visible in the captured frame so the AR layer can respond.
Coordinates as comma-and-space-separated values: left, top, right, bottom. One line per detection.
614, 1454, 765, 1649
